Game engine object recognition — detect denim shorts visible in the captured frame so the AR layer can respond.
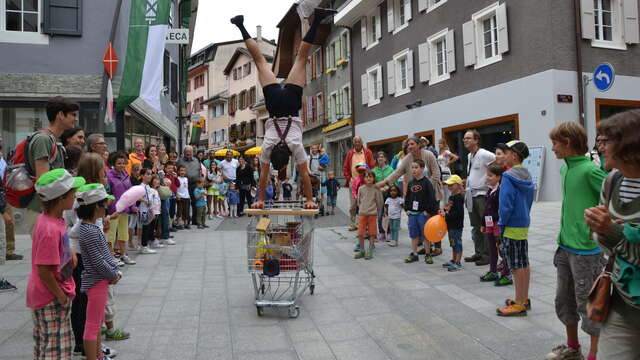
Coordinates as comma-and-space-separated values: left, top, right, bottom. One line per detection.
448, 228, 463, 253
327, 195, 337, 208
408, 213, 428, 239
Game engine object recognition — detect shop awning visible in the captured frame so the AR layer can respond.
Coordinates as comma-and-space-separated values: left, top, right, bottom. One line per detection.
130, 98, 178, 140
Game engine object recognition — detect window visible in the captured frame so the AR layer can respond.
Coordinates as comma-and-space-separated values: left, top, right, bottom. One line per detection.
360, 6, 381, 50
583, 0, 638, 49
313, 48, 323, 78
214, 103, 225, 117
249, 86, 256, 105
362, 64, 383, 107
341, 31, 350, 61
387, 0, 411, 34
1, 0, 51, 44
342, 86, 351, 117
232, 68, 237, 81
420, 28, 455, 85
239, 90, 246, 110
229, 95, 237, 114
463, 2, 508, 69
326, 42, 335, 70
243, 63, 251, 76
420, 0, 447, 13
330, 92, 338, 122
387, 49, 413, 97
316, 93, 324, 123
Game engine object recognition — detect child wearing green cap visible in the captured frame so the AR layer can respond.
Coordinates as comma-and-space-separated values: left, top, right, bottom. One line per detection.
27, 168, 85, 360
76, 183, 121, 360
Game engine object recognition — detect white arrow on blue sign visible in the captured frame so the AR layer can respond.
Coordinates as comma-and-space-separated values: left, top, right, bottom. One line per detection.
593, 63, 615, 92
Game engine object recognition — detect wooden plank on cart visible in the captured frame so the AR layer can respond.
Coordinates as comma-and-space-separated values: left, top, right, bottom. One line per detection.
255, 217, 272, 232
244, 209, 319, 216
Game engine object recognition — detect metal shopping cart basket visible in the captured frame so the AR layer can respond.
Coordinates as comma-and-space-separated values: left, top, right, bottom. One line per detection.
244, 201, 317, 318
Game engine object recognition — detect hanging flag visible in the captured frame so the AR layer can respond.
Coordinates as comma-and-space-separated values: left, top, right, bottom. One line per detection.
116, 0, 171, 113
105, 78, 115, 125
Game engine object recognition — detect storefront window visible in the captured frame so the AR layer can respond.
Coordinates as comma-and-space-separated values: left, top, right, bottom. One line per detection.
1, 107, 47, 150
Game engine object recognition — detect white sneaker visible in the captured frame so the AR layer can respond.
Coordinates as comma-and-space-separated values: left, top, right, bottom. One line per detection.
121, 255, 136, 265
140, 246, 157, 254
116, 259, 125, 267
208, 214, 213, 220
162, 239, 176, 245
102, 344, 117, 358
152, 240, 166, 248
545, 344, 583, 360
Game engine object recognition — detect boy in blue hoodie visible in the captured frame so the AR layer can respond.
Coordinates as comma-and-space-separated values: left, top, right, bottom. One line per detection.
496, 140, 535, 317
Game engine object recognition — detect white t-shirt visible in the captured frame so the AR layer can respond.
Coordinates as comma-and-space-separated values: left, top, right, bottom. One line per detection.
466, 148, 496, 196
177, 177, 190, 198
437, 150, 452, 174
385, 197, 404, 219
150, 188, 161, 215
219, 159, 239, 181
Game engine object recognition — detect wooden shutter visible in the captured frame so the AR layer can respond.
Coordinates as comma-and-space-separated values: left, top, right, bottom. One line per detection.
405, 0, 412, 21
376, 7, 383, 39
387, 60, 396, 95
171, 63, 178, 104
446, 29, 456, 73
387, 0, 395, 32
496, 3, 509, 54
418, 42, 430, 82
361, 17, 368, 48
376, 66, 383, 99
325, 46, 330, 70
317, 93, 324, 123
43, 0, 82, 36
361, 73, 369, 105
624, 0, 640, 44
306, 57, 312, 83
312, 96, 317, 123
336, 36, 342, 60
418, 0, 427, 12
581, 0, 595, 40
462, 20, 476, 67
346, 32, 351, 58
407, 50, 414, 88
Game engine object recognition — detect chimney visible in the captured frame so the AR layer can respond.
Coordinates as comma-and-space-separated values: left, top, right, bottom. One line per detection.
256, 25, 262, 42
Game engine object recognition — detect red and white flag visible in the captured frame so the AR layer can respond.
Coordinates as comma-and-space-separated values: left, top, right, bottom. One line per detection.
105, 78, 114, 125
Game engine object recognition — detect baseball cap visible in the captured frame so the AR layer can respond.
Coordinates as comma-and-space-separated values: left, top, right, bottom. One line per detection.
35, 168, 85, 201
355, 162, 369, 172
443, 175, 463, 185
505, 140, 530, 159
76, 183, 114, 206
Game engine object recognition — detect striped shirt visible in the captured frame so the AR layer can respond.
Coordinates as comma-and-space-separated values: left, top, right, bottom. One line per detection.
79, 223, 120, 293
619, 177, 640, 203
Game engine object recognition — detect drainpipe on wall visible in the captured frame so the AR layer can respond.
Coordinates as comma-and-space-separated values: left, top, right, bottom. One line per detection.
574, 0, 586, 128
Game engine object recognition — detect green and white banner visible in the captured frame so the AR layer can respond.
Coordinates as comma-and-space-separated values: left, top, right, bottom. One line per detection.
117, 0, 171, 113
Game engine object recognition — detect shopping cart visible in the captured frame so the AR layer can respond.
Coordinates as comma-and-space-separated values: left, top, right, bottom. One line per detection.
244, 201, 318, 318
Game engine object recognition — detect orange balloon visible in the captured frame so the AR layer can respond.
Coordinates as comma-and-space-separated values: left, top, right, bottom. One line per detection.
424, 215, 448, 243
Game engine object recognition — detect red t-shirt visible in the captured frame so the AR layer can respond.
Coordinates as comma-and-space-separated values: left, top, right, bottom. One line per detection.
26, 214, 75, 309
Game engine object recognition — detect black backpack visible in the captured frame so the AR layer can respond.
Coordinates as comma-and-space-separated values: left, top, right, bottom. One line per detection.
270, 118, 293, 171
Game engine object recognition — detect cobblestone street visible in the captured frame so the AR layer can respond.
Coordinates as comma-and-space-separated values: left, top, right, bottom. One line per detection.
0, 190, 582, 360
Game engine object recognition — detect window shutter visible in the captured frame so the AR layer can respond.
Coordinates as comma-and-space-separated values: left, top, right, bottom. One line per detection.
387, 0, 395, 32
581, 0, 595, 40
418, 42, 430, 82
325, 47, 330, 69
376, 7, 383, 39
312, 96, 317, 123
405, 0, 412, 21
346, 87, 351, 115
335, 91, 341, 119
387, 60, 396, 95
496, 3, 509, 54
163, 51, 170, 88
336, 37, 342, 60
361, 17, 368, 48
334, 43, 340, 65
361, 73, 369, 105
446, 29, 456, 73
306, 57, 312, 83
320, 48, 325, 70
311, 54, 316, 79
407, 50, 414, 88
43, 0, 82, 36
377, 66, 384, 99
318, 94, 324, 123
624, 0, 640, 44
418, 0, 427, 12
171, 63, 178, 104
346, 32, 351, 58
302, 98, 306, 123
462, 20, 476, 67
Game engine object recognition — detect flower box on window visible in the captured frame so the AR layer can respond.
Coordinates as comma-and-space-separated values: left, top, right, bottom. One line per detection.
325, 68, 336, 75
337, 58, 349, 67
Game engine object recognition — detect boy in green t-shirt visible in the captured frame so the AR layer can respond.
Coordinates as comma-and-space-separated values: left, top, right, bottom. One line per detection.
496, 141, 535, 317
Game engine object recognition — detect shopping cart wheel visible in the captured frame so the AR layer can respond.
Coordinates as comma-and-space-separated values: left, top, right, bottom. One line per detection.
256, 306, 264, 317
288, 306, 300, 318
309, 284, 315, 295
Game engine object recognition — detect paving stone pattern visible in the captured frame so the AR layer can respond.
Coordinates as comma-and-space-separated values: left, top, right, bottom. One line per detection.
0, 190, 586, 359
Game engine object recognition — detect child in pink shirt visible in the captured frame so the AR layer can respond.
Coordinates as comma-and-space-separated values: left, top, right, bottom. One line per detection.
27, 169, 85, 360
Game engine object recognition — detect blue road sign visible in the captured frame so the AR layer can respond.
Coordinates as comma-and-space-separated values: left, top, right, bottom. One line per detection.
593, 63, 615, 92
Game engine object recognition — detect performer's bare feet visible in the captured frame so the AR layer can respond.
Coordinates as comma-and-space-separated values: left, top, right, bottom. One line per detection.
304, 200, 318, 209
252, 200, 265, 209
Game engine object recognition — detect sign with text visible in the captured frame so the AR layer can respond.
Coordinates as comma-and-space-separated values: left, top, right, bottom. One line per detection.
166, 28, 189, 44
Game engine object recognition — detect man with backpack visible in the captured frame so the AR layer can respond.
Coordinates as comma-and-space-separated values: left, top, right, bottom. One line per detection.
12, 96, 78, 232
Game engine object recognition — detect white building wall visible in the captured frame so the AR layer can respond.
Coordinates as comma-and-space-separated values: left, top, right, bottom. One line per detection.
355, 69, 640, 201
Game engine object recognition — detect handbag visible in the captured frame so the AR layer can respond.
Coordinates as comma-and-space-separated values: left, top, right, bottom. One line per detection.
586, 170, 623, 323
139, 186, 154, 225
587, 257, 615, 322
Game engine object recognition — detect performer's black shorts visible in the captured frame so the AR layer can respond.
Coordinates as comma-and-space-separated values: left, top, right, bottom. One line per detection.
263, 83, 303, 118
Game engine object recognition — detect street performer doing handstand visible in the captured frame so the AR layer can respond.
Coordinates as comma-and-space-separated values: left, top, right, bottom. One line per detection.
230, 7, 336, 209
